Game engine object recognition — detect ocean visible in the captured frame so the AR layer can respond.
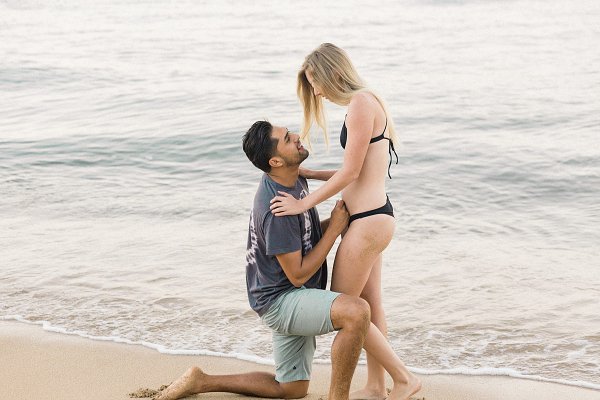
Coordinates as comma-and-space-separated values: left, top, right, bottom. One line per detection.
1, 0, 599, 391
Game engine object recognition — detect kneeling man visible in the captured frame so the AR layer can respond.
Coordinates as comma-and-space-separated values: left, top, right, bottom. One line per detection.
155, 121, 370, 400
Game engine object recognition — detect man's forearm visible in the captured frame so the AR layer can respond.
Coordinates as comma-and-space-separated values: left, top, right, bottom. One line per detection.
276, 201, 348, 287
295, 228, 339, 285
320, 217, 330, 234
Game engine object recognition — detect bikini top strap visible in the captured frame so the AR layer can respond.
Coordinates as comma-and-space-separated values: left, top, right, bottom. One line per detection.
368, 119, 397, 178
369, 119, 389, 144
387, 140, 399, 179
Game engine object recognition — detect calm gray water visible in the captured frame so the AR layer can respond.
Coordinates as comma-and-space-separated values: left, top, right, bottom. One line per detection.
1, 0, 600, 390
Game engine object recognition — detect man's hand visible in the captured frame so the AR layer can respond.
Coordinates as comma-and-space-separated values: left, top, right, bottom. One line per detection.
275, 199, 349, 287
328, 200, 349, 235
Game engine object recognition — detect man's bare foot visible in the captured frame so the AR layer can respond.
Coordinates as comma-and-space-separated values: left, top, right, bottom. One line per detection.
387, 374, 421, 400
154, 367, 206, 400
349, 387, 387, 400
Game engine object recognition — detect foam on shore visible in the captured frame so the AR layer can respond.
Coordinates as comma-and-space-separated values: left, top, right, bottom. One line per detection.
3, 315, 599, 392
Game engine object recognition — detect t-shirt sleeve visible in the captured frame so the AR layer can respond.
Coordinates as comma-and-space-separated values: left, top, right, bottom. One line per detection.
263, 212, 302, 256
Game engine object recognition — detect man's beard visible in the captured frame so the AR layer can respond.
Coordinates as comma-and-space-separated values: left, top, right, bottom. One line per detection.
298, 148, 310, 164
280, 148, 309, 166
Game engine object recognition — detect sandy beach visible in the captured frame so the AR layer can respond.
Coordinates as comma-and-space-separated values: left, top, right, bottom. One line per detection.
1, 321, 598, 400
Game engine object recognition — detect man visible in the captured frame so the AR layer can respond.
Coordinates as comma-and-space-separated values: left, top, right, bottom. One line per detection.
155, 121, 371, 400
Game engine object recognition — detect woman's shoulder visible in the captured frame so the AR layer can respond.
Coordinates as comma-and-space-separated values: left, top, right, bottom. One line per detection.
349, 90, 376, 104
348, 91, 380, 118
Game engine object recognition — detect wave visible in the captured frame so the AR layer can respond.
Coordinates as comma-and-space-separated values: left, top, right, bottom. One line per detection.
3, 315, 599, 391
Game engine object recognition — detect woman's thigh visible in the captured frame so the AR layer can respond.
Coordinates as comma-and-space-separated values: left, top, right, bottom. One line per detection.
330, 214, 394, 296
361, 253, 383, 306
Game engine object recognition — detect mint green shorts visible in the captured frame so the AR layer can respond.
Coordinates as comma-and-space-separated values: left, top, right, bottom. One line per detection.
260, 287, 341, 383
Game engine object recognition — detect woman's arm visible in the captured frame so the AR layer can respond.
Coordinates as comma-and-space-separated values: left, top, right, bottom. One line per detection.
300, 166, 338, 181
271, 94, 375, 216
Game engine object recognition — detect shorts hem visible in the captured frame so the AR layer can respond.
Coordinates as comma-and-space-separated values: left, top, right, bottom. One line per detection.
275, 374, 311, 383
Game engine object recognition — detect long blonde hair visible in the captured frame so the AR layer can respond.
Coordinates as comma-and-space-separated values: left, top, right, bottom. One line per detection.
297, 43, 400, 151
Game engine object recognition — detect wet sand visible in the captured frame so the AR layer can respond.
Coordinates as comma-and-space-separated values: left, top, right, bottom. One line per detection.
1, 321, 598, 400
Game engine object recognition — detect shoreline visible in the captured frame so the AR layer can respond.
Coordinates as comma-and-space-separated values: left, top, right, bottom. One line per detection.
1, 320, 599, 400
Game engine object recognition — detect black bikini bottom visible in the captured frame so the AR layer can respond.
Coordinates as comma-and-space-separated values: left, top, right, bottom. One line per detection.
348, 196, 394, 226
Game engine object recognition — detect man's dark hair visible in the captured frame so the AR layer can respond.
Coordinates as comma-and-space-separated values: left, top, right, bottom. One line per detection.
242, 120, 279, 173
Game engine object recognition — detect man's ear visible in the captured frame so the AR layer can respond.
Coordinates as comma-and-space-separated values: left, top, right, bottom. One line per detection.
269, 156, 283, 169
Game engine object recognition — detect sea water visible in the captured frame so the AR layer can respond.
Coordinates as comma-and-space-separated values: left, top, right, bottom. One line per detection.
1, 0, 599, 391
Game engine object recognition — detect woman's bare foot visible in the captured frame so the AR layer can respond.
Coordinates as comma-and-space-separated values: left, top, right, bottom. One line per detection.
387, 374, 421, 400
349, 386, 388, 400
154, 367, 206, 400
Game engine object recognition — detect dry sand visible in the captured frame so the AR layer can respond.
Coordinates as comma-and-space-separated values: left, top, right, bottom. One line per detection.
1, 321, 598, 400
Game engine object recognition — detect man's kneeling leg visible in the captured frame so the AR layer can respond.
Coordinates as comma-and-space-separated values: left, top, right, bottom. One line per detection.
264, 288, 341, 383
279, 380, 309, 399
155, 366, 308, 400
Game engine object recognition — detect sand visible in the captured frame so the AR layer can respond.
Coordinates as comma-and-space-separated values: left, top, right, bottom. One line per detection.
1, 321, 598, 400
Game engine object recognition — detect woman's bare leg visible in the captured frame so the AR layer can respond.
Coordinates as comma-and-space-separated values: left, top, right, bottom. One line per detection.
362, 323, 421, 400
331, 216, 420, 400
351, 254, 387, 400
331, 215, 395, 296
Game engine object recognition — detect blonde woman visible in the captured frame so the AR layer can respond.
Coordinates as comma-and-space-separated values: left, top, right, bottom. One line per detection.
270, 43, 421, 400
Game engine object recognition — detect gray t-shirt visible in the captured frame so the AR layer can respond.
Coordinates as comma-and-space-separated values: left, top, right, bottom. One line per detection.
246, 173, 327, 316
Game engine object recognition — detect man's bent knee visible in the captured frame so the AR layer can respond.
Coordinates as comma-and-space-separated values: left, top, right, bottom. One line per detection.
280, 380, 309, 399
350, 297, 371, 331
331, 295, 371, 331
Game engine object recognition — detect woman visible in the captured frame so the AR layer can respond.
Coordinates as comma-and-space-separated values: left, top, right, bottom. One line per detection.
270, 43, 420, 400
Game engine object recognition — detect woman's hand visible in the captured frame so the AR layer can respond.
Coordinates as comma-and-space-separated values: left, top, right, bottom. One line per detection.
270, 191, 308, 216
298, 166, 312, 179
300, 168, 338, 181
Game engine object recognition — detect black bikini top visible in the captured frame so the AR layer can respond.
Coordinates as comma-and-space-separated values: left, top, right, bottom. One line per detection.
340, 117, 399, 179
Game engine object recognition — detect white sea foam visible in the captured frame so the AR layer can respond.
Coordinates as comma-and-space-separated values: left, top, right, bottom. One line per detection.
3, 316, 599, 391
407, 366, 600, 391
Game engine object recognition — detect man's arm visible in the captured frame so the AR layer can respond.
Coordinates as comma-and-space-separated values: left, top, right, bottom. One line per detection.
320, 217, 330, 235
275, 200, 349, 287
